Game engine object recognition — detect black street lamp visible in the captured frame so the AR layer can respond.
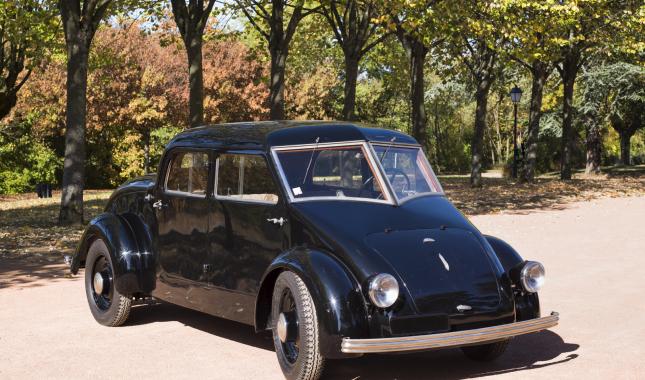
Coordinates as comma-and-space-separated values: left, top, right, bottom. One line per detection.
510, 86, 522, 179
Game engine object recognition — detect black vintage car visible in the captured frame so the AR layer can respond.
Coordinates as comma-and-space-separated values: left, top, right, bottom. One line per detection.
71, 121, 558, 380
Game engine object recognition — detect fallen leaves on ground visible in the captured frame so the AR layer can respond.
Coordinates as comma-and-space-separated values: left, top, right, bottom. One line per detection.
0, 190, 112, 263
0, 171, 643, 263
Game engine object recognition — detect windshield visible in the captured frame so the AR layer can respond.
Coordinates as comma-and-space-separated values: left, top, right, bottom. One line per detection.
273, 143, 391, 202
272, 142, 442, 203
372, 144, 442, 200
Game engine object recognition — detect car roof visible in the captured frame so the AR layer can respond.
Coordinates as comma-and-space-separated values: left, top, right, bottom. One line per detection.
166, 120, 418, 151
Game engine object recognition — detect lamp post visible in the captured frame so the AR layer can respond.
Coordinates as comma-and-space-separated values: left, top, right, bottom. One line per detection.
510, 86, 522, 179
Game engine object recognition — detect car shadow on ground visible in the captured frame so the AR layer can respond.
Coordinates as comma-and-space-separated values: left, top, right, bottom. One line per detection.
127, 302, 578, 379
323, 330, 579, 379
127, 302, 275, 351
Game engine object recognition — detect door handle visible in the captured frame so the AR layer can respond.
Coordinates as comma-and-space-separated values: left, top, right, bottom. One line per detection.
153, 200, 167, 210
267, 217, 287, 227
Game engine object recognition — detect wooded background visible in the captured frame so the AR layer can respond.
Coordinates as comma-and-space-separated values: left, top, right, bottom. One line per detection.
0, 0, 643, 224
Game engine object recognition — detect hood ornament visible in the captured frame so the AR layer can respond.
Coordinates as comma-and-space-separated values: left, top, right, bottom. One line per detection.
456, 304, 472, 312
437, 253, 450, 271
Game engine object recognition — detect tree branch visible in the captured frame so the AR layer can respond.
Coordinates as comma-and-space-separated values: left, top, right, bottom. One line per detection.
241, 7, 269, 40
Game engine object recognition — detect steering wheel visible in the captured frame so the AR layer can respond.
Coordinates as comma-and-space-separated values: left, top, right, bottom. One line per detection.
387, 168, 411, 193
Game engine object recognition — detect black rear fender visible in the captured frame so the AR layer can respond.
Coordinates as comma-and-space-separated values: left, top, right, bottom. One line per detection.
71, 212, 155, 295
255, 248, 368, 359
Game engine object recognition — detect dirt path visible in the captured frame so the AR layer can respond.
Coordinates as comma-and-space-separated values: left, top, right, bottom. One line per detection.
1, 196, 644, 379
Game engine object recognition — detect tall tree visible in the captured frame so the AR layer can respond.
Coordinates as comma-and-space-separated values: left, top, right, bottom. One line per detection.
0, 1, 57, 120
383, 1, 440, 152
550, 0, 641, 179
57, 0, 154, 224
580, 62, 645, 168
497, 1, 560, 182
236, 0, 315, 120
438, 0, 504, 187
321, 0, 388, 121
170, 0, 217, 128
58, 0, 115, 224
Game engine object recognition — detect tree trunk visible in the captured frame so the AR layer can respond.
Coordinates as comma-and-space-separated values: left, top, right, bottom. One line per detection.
410, 41, 428, 151
559, 50, 580, 180
432, 100, 443, 172
0, 92, 18, 120
584, 116, 602, 175
619, 131, 632, 166
266, 0, 288, 120
59, 40, 89, 225
343, 55, 359, 121
143, 129, 151, 173
186, 37, 204, 128
470, 82, 491, 187
521, 60, 549, 182
269, 47, 287, 120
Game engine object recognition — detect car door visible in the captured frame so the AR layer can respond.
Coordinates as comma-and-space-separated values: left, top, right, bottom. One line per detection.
154, 150, 211, 293
204, 151, 287, 323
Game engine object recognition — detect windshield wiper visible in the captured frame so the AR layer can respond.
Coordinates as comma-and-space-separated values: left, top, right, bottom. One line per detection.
302, 137, 320, 185
379, 136, 397, 162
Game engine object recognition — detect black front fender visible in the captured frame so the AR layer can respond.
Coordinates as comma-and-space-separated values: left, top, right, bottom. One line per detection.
71, 212, 155, 295
255, 248, 368, 358
485, 235, 540, 320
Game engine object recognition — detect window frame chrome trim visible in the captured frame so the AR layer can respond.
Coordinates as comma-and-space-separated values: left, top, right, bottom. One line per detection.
213, 153, 280, 206
270, 141, 396, 205
163, 150, 209, 199
369, 142, 445, 204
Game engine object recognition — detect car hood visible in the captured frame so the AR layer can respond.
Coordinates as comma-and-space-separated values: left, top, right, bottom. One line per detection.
364, 228, 502, 315
289, 195, 511, 316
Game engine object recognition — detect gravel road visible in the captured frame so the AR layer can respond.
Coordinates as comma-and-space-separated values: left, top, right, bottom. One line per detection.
1, 196, 644, 379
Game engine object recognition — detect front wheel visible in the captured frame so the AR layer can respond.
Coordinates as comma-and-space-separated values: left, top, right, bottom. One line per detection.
84, 239, 132, 326
271, 271, 325, 380
461, 339, 510, 361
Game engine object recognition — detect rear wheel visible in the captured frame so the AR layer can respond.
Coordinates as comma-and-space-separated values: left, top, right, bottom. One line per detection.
271, 271, 325, 380
84, 239, 131, 326
461, 339, 510, 361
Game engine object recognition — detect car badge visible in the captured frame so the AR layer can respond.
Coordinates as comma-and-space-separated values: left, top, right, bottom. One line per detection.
456, 305, 472, 312
423, 238, 435, 244
437, 253, 450, 271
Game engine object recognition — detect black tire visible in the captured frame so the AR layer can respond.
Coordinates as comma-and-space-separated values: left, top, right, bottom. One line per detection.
461, 339, 510, 361
271, 271, 325, 380
84, 239, 132, 326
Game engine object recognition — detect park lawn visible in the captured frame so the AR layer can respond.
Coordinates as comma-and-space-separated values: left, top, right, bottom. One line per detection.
1, 169, 643, 263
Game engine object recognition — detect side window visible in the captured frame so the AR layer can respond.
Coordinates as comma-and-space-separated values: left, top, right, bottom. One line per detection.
216, 154, 278, 204
165, 151, 209, 196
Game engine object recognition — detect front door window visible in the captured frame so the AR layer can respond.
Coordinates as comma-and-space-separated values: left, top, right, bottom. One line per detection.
216, 154, 279, 204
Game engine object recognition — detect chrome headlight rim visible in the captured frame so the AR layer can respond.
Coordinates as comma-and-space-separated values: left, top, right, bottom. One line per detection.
520, 261, 545, 293
368, 273, 399, 308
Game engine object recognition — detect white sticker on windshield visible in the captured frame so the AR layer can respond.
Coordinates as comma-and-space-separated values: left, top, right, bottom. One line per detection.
292, 187, 303, 196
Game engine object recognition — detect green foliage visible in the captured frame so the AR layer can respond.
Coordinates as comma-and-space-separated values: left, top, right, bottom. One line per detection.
0, 121, 61, 194
1, 2, 644, 193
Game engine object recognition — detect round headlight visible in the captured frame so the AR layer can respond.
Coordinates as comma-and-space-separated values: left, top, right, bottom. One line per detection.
520, 261, 545, 293
368, 273, 399, 308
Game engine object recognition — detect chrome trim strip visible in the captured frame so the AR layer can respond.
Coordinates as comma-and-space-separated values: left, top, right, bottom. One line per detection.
341, 312, 559, 354
271, 140, 367, 151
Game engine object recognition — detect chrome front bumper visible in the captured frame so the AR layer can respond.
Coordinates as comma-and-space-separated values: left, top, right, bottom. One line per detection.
341, 312, 559, 354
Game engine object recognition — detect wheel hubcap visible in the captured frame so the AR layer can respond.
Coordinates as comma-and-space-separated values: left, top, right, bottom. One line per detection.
91, 255, 113, 311
93, 272, 104, 294
278, 288, 300, 364
277, 313, 289, 343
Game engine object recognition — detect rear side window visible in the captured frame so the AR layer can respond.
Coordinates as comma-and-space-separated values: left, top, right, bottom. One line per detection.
216, 154, 278, 204
165, 151, 209, 196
